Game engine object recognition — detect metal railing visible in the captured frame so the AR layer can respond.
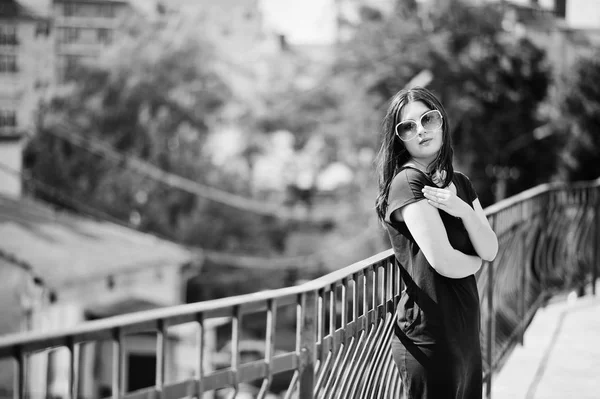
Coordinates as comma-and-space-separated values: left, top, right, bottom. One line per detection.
1, 178, 599, 399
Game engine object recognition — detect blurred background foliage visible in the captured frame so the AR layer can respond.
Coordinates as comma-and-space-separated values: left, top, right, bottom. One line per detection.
22, 0, 600, 300
545, 50, 600, 182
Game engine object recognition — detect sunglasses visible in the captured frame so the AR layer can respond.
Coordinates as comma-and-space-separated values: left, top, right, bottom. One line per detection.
395, 110, 443, 141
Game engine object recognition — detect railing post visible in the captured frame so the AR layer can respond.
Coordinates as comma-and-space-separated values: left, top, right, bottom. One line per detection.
13, 350, 26, 399
540, 192, 551, 305
485, 258, 494, 399
519, 204, 527, 346
593, 187, 599, 296
298, 290, 318, 399
486, 217, 497, 399
112, 328, 125, 398
519, 238, 527, 345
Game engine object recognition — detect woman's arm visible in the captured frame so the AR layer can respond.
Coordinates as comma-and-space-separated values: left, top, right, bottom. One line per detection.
458, 199, 498, 262
421, 186, 498, 262
394, 200, 483, 279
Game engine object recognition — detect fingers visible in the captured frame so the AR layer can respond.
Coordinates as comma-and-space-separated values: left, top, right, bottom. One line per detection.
423, 194, 447, 208
422, 186, 446, 195
422, 187, 449, 203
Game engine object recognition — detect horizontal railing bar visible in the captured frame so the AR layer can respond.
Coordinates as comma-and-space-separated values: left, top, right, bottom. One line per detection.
163, 379, 194, 399
316, 304, 389, 356
484, 178, 600, 217
316, 339, 330, 356
197, 352, 299, 392
203, 369, 235, 392
1, 177, 598, 397
237, 360, 267, 383
2, 173, 592, 357
321, 321, 362, 354
234, 353, 299, 384
122, 386, 155, 399
0, 252, 395, 358
271, 352, 299, 374
318, 304, 382, 339
299, 251, 395, 292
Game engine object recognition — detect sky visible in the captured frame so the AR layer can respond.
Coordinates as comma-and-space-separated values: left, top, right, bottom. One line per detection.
259, 0, 337, 44
18, 0, 600, 41
124, 0, 338, 45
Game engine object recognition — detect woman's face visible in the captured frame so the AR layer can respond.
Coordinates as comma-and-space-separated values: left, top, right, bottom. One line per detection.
398, 101, 443, 164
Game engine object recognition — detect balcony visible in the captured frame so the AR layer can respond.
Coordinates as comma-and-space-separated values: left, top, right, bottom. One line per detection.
53, 16, 122, 30
0, 179, 599, 398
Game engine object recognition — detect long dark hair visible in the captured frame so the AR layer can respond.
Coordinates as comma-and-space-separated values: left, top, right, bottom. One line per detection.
375, 87, 454, 222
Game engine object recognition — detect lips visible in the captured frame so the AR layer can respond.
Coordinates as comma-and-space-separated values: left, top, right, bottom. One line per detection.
419, 138, 432, 145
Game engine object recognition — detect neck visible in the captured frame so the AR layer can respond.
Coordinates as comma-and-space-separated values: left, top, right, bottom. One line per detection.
411, 158, 432, 173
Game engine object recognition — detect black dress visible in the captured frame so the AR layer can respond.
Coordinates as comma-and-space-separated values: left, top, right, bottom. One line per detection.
385, 166, 482, 399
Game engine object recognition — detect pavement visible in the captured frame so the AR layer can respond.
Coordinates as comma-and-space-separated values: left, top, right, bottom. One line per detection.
492, 284, 600, 399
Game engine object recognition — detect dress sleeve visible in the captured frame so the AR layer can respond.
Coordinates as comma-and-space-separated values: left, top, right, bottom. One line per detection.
385, 169, 429, 224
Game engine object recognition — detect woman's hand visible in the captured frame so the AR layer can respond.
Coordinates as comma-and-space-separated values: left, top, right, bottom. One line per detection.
422, 185, 470, 218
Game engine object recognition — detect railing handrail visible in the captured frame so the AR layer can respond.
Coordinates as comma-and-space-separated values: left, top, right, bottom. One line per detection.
0, 250, 396, 355
1, 177, 599, 399
483, 177, 600, 216
1, 178, 599, 355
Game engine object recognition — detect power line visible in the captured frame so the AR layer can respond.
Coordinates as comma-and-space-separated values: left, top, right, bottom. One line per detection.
44, 120, 332, 224
0, 161, 377, 281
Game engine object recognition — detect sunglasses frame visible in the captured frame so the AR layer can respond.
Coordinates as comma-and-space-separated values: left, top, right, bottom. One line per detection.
395, 109, 443, 142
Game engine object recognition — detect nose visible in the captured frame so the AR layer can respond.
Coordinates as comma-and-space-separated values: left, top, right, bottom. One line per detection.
416, 123, 427, 136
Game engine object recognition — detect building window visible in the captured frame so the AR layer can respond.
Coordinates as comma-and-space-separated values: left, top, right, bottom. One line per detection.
61, 27, 80, 44
65, 55, 81, 70
0, 24, 18, 45
100, 4, 115, 18
63, 2, 79, 17
59, 55, 84, 81
0, 55, 18, 72
0, 110, 17, 127
35, 22, 51, 37
97, 28, 113, 44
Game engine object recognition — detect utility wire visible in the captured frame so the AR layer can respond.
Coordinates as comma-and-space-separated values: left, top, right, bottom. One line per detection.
0, 161, 377, 281
45, 120, 331, 224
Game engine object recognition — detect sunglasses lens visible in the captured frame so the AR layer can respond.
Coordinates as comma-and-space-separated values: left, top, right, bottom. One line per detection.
422, 110, 442, 130
397, 122, 417, 141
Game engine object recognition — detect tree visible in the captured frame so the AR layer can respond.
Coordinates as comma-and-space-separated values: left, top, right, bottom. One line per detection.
261, 0, 554, 206
331, 0, 554, 205
546, 51, 600, 182
23, 18, 291, 263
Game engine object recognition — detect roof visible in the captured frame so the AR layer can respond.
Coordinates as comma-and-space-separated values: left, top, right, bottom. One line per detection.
0, 193, 196, 288
0, 0, 46, 21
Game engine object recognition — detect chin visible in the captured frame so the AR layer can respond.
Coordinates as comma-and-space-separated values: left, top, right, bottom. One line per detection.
418, 146, 441, 159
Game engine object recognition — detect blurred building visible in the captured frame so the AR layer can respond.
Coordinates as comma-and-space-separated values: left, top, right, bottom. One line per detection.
0, 191, 206, 397
0, 137, 218, 397
0, 0, 135, 156
0, 0, 52, 139
499, 0, 600, 76
51, 0, 133, 82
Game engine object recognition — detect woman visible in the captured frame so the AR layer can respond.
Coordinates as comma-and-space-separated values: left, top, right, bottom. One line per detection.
375, 87, 498, 399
